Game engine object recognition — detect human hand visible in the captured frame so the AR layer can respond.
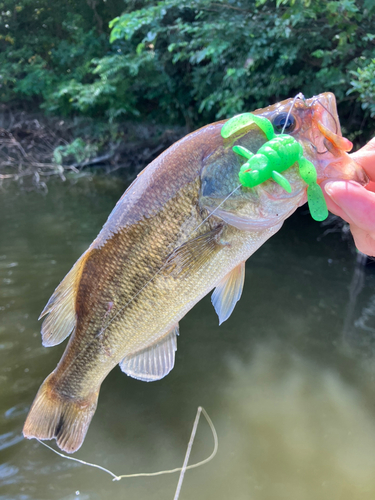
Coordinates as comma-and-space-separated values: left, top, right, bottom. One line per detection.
322, 138, 375, 256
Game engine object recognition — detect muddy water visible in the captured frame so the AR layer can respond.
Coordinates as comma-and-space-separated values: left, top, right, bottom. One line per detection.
1, 174, 375, 500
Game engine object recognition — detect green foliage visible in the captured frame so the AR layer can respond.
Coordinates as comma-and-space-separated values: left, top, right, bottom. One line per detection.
53, 138, 98, 165
0, 0, 122, 112
102, 0, 375, 133
350, 58, 375, 117
2, 0, 375, 141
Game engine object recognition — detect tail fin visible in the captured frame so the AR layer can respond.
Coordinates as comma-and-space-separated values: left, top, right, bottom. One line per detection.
23, 374, 98, 454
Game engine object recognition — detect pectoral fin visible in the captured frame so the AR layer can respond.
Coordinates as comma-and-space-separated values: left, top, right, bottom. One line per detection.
119, 325, 178, 382
211, 262, 245, 325
164, 226, 223, 277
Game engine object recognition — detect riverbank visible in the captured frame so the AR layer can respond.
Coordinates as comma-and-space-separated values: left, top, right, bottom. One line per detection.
0, 107, 185, 188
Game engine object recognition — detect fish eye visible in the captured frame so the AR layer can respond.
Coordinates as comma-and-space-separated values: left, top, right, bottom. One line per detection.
272, 113, 296, 133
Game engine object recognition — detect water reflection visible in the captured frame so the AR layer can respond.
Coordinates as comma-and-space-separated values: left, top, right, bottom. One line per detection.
1, 175, 375, 499
218, 344, 375, 500
0, 463, 19, 484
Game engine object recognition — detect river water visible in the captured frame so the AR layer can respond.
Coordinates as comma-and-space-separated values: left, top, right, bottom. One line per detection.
1, 173, 375, 500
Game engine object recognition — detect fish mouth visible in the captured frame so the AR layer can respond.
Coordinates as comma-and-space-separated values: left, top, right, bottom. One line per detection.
307, 92, 368, 186
310, 93, 352, 153
316, 121, 353, 152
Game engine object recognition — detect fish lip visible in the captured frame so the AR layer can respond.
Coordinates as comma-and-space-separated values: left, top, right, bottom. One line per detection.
316, 121, 353, 152
310, 92, 353, 153
311, 93, 339, 132
307, 93, 367, 186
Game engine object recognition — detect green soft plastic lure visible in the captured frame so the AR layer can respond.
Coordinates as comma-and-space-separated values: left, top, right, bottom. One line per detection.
221, 113, 328, 222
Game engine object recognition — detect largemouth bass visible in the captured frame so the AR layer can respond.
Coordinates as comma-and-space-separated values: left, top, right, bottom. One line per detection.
23, 92, 366, 453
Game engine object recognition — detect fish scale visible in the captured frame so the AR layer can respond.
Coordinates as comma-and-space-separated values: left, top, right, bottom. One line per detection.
53, 179, 211, 390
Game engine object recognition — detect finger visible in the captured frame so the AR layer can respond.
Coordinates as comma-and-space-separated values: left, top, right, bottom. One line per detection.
321, 180, 356, 225
350, 224, 375, 257
323, 180, 375, 232
350, 137, 375, 181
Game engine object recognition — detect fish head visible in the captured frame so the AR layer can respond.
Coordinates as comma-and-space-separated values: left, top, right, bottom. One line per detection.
280, 92, 367, 184
200, 92, 367, 231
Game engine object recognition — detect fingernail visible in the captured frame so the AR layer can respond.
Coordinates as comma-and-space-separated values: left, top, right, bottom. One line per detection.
324, 181, 335, 197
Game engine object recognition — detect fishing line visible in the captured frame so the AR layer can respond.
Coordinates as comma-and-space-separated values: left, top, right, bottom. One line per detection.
281, 92, 305, 134
173, 406, 203, 500
36, 406, 218, 483
313, 97, 338, 134
311, 97, 338, 155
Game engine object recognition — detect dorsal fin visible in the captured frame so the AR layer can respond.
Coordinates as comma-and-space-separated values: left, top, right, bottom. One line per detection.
39, 253, 88, 347
211, 262, 245, 325
119, 325, 178, 382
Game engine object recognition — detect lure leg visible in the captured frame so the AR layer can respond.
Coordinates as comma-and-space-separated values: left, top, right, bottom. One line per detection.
233, 145, 254, 160
271, 171, 292, 193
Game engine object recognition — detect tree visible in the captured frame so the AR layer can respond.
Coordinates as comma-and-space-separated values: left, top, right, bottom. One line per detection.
2, 0, 375, 142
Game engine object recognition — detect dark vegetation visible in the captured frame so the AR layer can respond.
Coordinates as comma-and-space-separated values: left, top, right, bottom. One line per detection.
1, 0, 375, 183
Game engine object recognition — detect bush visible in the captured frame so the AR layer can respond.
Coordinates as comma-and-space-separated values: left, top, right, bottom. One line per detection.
1, 0, 375, 142
53, 138, 98, 165
350, 58, 375, 118
103, 0, 375, 140
0, 0, 120, 112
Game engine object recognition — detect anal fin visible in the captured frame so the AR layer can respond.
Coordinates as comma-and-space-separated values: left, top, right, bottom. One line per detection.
120, 325, 179, 382
211, 262, 245, 325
